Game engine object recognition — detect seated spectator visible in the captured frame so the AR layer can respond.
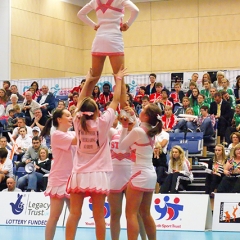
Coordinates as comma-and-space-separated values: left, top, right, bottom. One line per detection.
0, 88, 8, 107
193, 94, 209, 116
156, 89, 173, 114
40, 120, 51, 150
217, 144, 240, 193
174, 96, 190, 116
22, 91, 41, 126
189, 87, 199, 107
32, 126, 41, 137
225, 105, 240, 144
196, 106, 215, 137
220, 78, 234, 96
68, 92, 78, 110
221, 91, 236, 109
160, 145, 193, 193
161, 105, 177, 132
24, 81, 41, 100
91, 85, 101, 103
149, 82, 162, 103
13, 104, 25, 119
10, 85, 24, 102
5, 94, 22, 116
169, 82, 185, 110
0, 103, 5, 117
226, 133, 240, 158
12, 117, 33, 140
16, 136, 42, 170
173, 107, 197, 133
205, 87, 217, 105
0, 148, 13, 186
56, 100, 66, 110
205, 144, 226, 197
133, 86, 147, 105
30, 108, 48, 131
68, 79, 86, 100
37, 85, 56, 115
145, 73, 157, 95
99, 83, 113, 111
17, 147, 51, 192
186, 81, 197, 97
1, 177, 22, 192
213, 71, 224, 90
200, 79, 211, 99
69, 105, 77, 117
153, 130, 169, 193
3, 80, 11, 99
234, 75, 240, 104
0, 137, 11, 158
137, 96, 150, 115
15, 127, 32, 153
210, 92, 232, 141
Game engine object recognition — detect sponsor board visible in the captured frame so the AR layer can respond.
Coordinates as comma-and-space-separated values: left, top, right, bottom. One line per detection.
0, 192, 65, 226
213, 193, 240, 231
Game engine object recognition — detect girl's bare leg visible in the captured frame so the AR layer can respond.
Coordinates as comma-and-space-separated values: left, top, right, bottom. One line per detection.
125, 186, 143, 240
138, 213, 147, 240
45, 197, 65, 240
139, 192, 156, 240
108, 192, 124, 240
65, 192, 85, 240
91, 192, 107, 240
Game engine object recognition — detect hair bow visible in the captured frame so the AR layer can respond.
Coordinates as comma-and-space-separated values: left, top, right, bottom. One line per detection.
77, 111, 94, 117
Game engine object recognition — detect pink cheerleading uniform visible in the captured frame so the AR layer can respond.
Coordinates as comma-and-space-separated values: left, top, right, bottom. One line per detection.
66, 108, 115, 195
109, 127, 133, 193
119, 122, 156, 192
45, 130, 76, 199
77, 0, 139, 56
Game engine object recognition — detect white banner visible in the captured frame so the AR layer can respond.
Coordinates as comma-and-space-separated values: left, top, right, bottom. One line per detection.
0, 192, 66, 227
0, 192, 212, 231
212, 193, 240, 231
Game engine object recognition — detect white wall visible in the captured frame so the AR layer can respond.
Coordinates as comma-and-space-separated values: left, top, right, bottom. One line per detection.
0, 0, 11, 81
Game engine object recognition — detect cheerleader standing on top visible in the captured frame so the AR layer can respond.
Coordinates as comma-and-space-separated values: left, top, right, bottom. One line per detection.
118, 103, 162, 240
65, 66, 127, 240
77, 0, 139, 82
44, 109, 77, 240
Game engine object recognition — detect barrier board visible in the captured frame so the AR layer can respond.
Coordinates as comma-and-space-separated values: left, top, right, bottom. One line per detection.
212, 193, 240, 231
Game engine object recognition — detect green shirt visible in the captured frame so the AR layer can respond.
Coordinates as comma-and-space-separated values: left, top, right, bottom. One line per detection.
193, 103, 210, 116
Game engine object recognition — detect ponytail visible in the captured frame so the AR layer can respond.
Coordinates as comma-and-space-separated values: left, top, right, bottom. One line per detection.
148, 118, 162, 137
41, 117, 53, 137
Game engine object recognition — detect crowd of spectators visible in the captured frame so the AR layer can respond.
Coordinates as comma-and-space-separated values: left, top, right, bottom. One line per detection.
1, 72, 240, 195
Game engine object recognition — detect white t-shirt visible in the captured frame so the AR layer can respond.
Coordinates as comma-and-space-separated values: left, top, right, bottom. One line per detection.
155, 130, 169, 154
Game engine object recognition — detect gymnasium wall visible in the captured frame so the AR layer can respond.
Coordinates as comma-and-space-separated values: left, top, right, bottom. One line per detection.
11, 0, 240, 79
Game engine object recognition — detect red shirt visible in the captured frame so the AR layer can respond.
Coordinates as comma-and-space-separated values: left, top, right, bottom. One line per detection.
149, 93, 162, 103
99, 92, 113, 106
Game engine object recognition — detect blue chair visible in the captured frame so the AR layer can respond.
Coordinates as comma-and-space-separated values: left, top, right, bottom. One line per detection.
15, 167, 27, 180
55, 95, 68, 101
167, 132, 185, 151
185, 132, 204, 156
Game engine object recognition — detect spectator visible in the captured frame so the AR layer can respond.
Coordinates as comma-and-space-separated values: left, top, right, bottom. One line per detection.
225, 105, 240, 144
30, 108, 48, 130
10, 85, 24, 102
7, 109, 16, 131
213, 71, 224, 90
32, 126, 41, 137
234, 75, 240, 104
220, 78, 234, 96
37, 85, 56, 115
68, 92, 79, 110
226, 133, 240, 157
200, 79, 211, 99
99, 83, 113, 111
161, 105, 177, 132
205, 87, 217, 105
174, 96, 190, 116
29, 81, 41, 100
149, 82, 162, 103
137, 95, 150, 115
5, 94, 22, 116
22, 91, 41, 126
91, 85, 101, 103
17, 147, 51, 192
186, 81, 197, 97
200, 73, 211, 90
145, 73, 157, 95
217, 144, 240, 193
205, 144, 226, 197
153, 130, 169, 193
210, 92, 232, 141
0, 88, 8, 107
3, 81, 11, 98
189, 87, 199, 107
160, 145, 193, 193
169, 82, 185, 107
193, 94, 209, 116
15, 127, 32, 153
68, 79, 86, 100
221, 91, 236, 110
133, 86, 146, 105
2, 177, 22, 192
0, 148, 13, 186
12, 117, 33, 140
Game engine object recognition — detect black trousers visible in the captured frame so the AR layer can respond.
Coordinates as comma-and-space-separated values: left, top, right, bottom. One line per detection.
217, 176, 240, 193
160, 172, 191, 193
205, 173, 222, 194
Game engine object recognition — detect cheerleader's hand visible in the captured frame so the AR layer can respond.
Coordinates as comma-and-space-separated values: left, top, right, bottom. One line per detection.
120, 23, 129, 31
94, 25, 100, 31
119, 115, 130, 128
113, 64, 128, 80
124, 105, 135, 116
86, 68, 100, 82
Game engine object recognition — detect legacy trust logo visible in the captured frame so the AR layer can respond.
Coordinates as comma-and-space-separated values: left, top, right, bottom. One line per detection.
10, 194, 24, 215
88, 198, 110, 218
